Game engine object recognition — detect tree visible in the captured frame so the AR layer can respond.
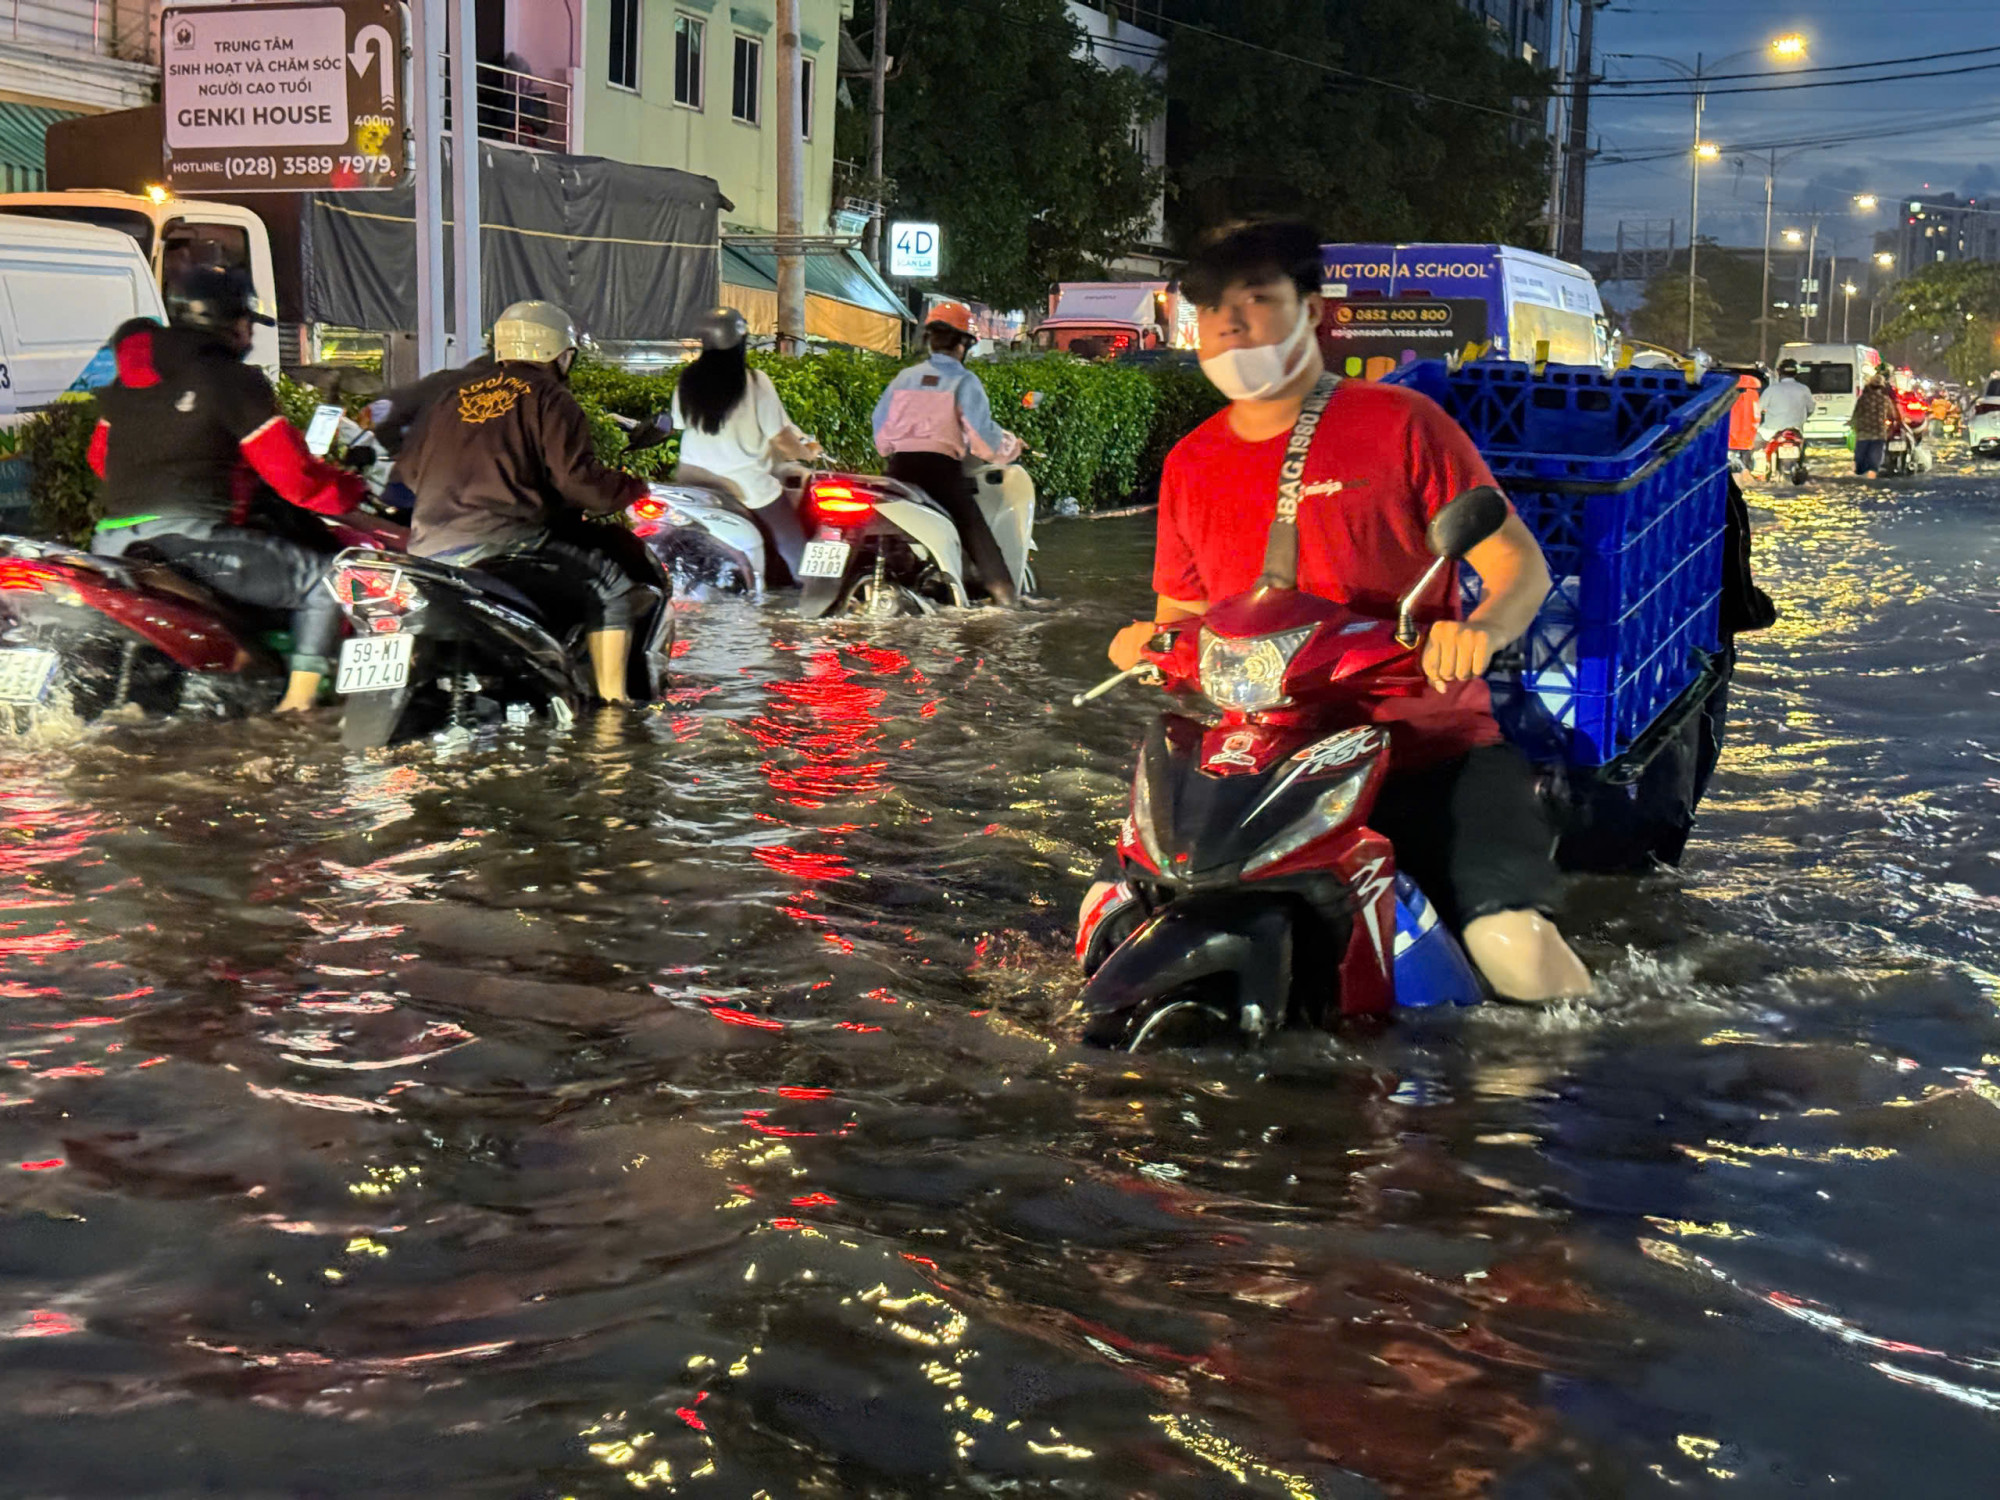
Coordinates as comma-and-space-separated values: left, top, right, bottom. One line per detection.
1877, 261, 2000, 386
1630, 271, 1723, 354
1157, 0, 1550, 251
841, 0, 1162, 310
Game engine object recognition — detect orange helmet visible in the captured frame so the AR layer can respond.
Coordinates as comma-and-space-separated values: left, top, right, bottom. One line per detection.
926, 301, 975, 335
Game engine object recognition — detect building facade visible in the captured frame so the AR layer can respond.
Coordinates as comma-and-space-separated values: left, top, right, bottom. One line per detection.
1461, 0, 1554, 69
0, 0, 159, 190
1875, 194, 2000, 278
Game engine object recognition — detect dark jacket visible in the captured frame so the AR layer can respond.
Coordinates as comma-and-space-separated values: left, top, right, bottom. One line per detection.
88, 321, 362, 524
400, 360, 644, 557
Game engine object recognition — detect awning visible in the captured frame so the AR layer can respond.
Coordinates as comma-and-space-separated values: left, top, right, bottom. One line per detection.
0, 103, 82, 194
721, 243, 910, 322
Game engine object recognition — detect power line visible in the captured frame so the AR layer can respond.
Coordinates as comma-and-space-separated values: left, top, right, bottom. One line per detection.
1594, 106, 2000, 164
1597, 42, 2000, 88
1602, 58, 2000, 99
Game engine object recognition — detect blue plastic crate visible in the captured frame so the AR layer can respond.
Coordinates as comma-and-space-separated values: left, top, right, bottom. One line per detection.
1388, 358, 1738, 766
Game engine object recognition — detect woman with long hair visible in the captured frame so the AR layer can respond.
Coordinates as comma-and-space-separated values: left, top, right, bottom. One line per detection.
671, 308, 820, 581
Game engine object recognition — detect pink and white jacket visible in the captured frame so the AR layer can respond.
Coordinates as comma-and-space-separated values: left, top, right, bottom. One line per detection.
871, 353, 1023, 463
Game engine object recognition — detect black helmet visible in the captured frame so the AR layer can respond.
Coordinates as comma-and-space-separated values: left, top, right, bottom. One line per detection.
165, 264, 273, 334
1778, 358, 1799, 377
694, 306, 749, 352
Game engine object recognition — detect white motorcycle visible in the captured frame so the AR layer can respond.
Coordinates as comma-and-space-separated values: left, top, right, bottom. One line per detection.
793, 458, 1038, 618
627, 471, 807, 599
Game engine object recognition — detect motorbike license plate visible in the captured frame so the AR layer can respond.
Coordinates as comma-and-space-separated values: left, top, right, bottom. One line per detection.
336, 633, 414, 695
798, 541, 852, 579
0, 647, 57, 705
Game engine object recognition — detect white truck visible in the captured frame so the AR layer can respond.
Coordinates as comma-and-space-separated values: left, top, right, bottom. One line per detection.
1032, 282, 1196, 359
0, 190, 283, 383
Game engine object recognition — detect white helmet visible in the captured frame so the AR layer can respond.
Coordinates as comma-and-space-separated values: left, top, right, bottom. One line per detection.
493, 300, 579, 365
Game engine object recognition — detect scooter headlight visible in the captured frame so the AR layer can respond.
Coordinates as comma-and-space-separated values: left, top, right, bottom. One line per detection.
1242, 769, 1368, 877
1199, 626, 1313, 713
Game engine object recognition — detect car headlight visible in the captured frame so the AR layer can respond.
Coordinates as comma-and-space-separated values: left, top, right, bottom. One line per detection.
1242, 769, 1368, 876
1130, 758, 1169, 871
1199, 626, 1313, 712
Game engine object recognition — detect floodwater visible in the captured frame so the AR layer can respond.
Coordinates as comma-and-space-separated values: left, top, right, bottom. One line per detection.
3, 452, 2000, 1498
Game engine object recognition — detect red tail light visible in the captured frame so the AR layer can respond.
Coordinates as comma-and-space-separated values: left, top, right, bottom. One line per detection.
630, 496, 667, 522
811, 482, 873, 520
334, 566, 420, 612
0, 560, 56, 592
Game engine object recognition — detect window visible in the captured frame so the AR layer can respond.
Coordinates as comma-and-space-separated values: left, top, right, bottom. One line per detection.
1796, 361, 1854, 396
674, 13, 705, 107
732, 34, 761, 123
609, 0, 640, 91
800, 55, 814, 139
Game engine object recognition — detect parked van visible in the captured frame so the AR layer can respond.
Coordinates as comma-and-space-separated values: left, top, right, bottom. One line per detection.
0, 215, 165, 421
1317, 243, 1610, 379
1777, 341, 1883, 442
0, 190, 278, 382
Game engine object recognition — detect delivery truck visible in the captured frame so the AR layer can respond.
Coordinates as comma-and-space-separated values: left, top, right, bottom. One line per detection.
1033, 282, 1197, 359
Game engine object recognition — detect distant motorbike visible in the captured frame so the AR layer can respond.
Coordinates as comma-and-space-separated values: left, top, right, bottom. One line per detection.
1070, 487, 1509, 1050
794, 459, 1038, 618
1882, 426, 1933, 477
1763, 428, 1809, 486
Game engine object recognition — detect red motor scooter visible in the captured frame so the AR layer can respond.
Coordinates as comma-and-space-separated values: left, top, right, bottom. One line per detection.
1073, 487, 1507, 1050
0, 502, 405, 732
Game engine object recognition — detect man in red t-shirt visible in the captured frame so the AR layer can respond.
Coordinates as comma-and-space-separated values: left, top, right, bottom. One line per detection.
1100, 219, 1590, 1004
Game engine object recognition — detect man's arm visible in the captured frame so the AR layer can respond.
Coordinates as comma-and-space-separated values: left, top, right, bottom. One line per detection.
543, 386, 646, 514
1422, 515, 1552, 692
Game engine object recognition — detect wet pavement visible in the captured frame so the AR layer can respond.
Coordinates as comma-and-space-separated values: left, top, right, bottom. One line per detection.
2, 450, 2000, 1497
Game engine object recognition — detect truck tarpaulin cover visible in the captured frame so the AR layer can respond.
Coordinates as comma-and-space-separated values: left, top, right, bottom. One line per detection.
303, 142, 720, 339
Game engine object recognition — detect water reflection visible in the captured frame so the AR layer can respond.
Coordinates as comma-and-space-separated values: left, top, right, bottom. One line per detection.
3, 464, 2000, 1491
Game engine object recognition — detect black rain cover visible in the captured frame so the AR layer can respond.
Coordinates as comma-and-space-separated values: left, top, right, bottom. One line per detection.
302, 139, 720, 341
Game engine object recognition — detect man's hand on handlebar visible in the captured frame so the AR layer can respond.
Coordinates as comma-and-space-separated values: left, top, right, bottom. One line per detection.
1109, 620, 1161, 671
1422, 618, 1500, 694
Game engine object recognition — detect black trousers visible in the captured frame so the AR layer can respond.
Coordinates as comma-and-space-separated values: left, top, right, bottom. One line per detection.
885, 452, 1014, 603
447, 523, 645, 634
94, 516, 341, 676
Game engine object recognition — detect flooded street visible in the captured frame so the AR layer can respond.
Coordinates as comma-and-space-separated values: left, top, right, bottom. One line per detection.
4, 453, 2000, 1498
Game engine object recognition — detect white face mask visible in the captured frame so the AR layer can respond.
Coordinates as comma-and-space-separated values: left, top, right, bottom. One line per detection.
1199, 302, 1317, 402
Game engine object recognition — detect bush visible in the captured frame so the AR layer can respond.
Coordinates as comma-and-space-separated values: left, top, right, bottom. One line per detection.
12, 350, 1218, 545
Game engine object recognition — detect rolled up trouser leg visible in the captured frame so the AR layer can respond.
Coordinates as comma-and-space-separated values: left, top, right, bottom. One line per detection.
92, 516, 339, 676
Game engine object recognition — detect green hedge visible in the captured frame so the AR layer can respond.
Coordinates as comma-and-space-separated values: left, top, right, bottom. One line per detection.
20, 354, 1221, 546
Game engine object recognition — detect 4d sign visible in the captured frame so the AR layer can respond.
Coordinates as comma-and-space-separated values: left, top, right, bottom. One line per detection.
889, 222, 940, 279
162, 1, 403, 193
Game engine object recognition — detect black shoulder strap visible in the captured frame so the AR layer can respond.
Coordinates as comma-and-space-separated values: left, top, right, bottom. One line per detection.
1256, 372, 1342, 592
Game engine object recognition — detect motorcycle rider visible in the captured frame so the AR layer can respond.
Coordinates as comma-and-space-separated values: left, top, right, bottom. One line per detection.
1757, 358, 1818, 461
87, 265, 367, 714
671, 306, 821, 583
396, 300, 650, 703
872, 302, 1024, 607
1098, 218, 1591, 1005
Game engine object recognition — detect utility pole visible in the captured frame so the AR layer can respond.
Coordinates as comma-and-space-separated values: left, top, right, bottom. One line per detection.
775, 0, 807, 353
1544, 0, 1571, 251
1558, 0, 1596, 262
449, 0, 481, 360
411, 0, 448, 373
865, 0, 890, 270
1758, 150, 1776, 365
1686, 54, 1706, 353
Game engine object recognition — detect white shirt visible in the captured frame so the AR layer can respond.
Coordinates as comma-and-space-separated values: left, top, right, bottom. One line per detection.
1759, 377, 1817, 436
672, 369, 809, 509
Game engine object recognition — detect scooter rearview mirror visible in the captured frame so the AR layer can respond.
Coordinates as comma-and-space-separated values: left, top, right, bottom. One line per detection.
1426, 485, 1509, 561
623, 411, 676, 454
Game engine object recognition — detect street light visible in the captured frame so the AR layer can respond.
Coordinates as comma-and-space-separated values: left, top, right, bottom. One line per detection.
1842, 282, 1859, 341
1854, 194, 1879, 211
1783, 229, 1804, 245
1875, 251, 1895, 267
1607, 37, 1810, 352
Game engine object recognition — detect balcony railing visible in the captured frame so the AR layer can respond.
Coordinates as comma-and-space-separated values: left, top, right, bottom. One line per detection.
5, 0, 157, 64
472, 60, 572, 153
